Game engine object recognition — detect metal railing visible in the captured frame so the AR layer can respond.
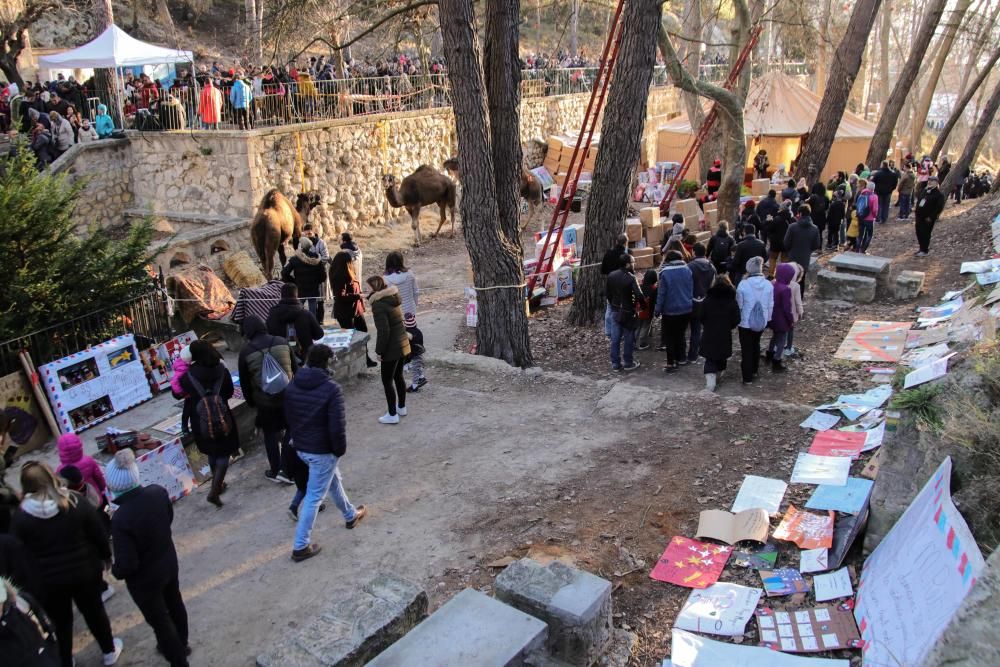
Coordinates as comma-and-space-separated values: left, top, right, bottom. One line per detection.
0, 289, 173, 377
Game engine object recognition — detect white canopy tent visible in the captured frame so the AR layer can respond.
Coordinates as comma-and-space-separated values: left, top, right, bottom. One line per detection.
37, 25, 192, 127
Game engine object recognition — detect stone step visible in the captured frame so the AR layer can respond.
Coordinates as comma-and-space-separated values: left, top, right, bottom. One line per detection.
816, 269, 876, 303
895, 270, 926, 300
367, 589, 548, 667
828, 253, 893, 297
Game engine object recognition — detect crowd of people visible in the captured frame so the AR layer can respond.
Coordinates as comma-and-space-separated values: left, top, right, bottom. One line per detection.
602, 153, 969, 389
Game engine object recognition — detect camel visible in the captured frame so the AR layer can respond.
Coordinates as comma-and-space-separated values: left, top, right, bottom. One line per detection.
250, 190, 321, 278
382, 165, 457, 246
443, 157, 543, 231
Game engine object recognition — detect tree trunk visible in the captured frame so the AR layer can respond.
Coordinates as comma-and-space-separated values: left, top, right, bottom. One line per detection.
794, 0, 883, 183
930, 44, 1000, 161
245, 0, 262, 65
879, 0, 890, 110
567, 0, 661, 326
866, 0, 947, 166
155, 0, 176, 34
0, 52, 24, 89
909, 0, 972, 153
484, 0, 524, 247
438, 0, 533, 367
569, 0, 580, 57
677, 0, 722, 180
941, 73, 1000, 195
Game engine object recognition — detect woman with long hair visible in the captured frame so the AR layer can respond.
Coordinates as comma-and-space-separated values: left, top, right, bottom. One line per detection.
329, 251, 377, 367
10, 461, 123, 666
367, 275, 411, 424
180, 340, 240, 507
384, 250, 427, 391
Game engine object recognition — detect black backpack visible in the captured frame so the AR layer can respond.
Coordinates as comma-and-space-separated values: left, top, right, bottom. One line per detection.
711, 235, 733, 265
187, 373, 233, 440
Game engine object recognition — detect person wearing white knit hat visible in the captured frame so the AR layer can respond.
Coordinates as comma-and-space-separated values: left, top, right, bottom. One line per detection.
108, 449, 191, 666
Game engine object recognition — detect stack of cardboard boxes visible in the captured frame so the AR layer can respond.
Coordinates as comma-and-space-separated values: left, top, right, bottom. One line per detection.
542, 134, 599, 184
623, 207, 664, 270
527, 223, 587, 302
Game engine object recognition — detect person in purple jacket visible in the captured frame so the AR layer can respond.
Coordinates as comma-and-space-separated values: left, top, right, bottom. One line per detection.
765, 263, 796, 373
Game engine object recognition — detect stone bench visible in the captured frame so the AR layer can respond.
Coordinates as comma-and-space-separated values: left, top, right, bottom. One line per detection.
496, 559, 612, 666
256, 574, 427, 667
816, 269, 876, 303
895, 270, 926, 300
828, 253, 893, 297
367, 589, 547, 667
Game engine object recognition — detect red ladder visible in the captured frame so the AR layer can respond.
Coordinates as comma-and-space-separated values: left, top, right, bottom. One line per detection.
658, 24, 763, 216
526, 0, 627, 294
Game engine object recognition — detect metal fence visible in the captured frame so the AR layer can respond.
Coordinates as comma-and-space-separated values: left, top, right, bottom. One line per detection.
0, 290, 173, 377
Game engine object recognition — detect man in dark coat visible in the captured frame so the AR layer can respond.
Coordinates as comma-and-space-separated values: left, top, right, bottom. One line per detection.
600, 233, 630, 337
281, 237, 328, 323
870, 161, 900, 223
605, 253, 644, 372
283, 344, 366, 562
687, 243, 716, 363
107, 449, 189, 667
756, 190, 780, 227
782, 205, 822, 295
730, 224, 767, 286
914, 176, 946, 257
699, 276, 741, 391
266, 283, 324, 362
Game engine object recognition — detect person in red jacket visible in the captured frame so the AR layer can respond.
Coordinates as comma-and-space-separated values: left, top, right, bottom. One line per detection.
705, 158, 723, 197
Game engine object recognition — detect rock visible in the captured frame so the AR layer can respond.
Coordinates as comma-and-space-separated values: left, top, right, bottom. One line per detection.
828, 253, 893, 297
256, 573, 427, 667
495, 558, 613, 667
596, 383, 665, 417
895, 270, 926, 300
816, 269, 876, 303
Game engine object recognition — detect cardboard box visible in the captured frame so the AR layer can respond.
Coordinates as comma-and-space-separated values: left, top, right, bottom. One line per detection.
535, 237, 563, 260
632, 247, 655, 258
626, 219, 643, 242
639, 207, 660, 228
564, 223, 584, 249
751, 178, 771, 196
644, 223, 664, 247
684, 214, 701, 231
634, 253, 654, 270
703, 200, 718, 213
676, 198, 700, 218
705, 209, 719, 227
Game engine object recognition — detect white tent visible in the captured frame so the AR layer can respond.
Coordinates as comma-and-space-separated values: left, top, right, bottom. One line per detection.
37, 25, 192, 69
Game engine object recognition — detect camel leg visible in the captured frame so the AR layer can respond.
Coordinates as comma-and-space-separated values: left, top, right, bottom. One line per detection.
277, 243, 287, 274
410, 207, 422, 247
433, 203, 449, 238
450, 204, 457, 238
520, 201, 536, 232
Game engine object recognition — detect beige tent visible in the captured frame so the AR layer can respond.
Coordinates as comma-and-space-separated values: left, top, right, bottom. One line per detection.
656, 72, 876, 183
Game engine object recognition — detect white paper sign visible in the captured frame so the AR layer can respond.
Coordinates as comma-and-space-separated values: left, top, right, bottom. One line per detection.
903, 352, 956, 389
790, 453, 851, 486
855, 458, 985, 666
731, 475, 787, 514
799, 548, 829, 574
799, 411, 841, 431
674, 583, 763, 636
669, 629, 850, 666
813, 567, 853, 602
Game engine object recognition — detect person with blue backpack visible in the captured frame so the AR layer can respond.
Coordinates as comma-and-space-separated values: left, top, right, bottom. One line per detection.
854, 179, 879, 253
735, 256, 774, 385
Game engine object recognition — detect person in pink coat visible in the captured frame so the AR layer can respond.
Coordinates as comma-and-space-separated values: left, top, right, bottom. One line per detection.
170, 345, 194, 434
56, 433, 107, 499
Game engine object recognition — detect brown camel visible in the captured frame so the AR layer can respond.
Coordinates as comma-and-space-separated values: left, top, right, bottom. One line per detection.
250, 190, 321, 277
443, 157, 543, 231
382, 165, 457, 246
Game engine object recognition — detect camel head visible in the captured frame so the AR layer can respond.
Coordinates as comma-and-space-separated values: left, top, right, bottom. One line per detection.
381, 174, 398, 190
443, 157, 460, 180
296, 192, 321, 212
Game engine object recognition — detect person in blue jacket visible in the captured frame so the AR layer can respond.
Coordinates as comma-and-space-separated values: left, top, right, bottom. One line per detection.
654, 250, 694, 373
94, 104, 114, 138
229, 73, 253, 130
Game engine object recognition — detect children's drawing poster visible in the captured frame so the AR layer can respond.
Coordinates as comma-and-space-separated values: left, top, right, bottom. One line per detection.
760, 568, 810, 597
669, 628, 851, 666
833, 321, 911, 362
732, 542, 778, 570
650, 536, 732, 589
674, 582, 762, 636
773, 505, 834, 550
39, 334, 153, 434
808, 430, 867, 459
731, 475, 787, 514
134, 438, 196, 502
0, 370, 51, 455
790, 453, 851, 486
806, 477, 875, 515
756, 604, 862, 653
855, 457, 986, 667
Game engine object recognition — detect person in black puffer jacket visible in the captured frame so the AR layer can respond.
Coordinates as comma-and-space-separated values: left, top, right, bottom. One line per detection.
10, 462, 122, 667
699, 275, 741, 392
266, 283, 324, 363
281, 237, 328, 323
766, 202, 792, 278
730, 224, 767, 286
0, 578, 60, 667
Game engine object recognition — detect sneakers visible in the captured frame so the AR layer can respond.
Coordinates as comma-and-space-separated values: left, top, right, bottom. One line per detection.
378, 413, 400, 425
915, 251, 928, 257
366, 358, 378, 368
292, 544, 322, 562
101, 584, 115, 603
656, 344, 668, 351
265, 470, 293, 485
346, 505, 367, 529
396, 405, 408, 417
288, 503, 326, 521
103, 638, 124, 665
622, 361, 641, 371
407, 377, 428, 393
705, 373, 717, 392
664, 364, 678, 373
611, 364, 622, 372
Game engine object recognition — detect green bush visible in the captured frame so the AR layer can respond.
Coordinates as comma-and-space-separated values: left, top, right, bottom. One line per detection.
0, 146, 157, 340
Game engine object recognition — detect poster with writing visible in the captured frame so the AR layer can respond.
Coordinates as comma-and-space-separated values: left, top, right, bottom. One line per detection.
799, 411, 841, 431
674, 582, 762, 636
790, 453, 851, 486
903, 353, 956, 389
814, 567, 853, 602
773, 505, 834, 550
669, 628, 850, 666
650, 536, 733, 589
755, 604, 862, 653
855, 457, 986, 667
731, 475, 787, 514
133, 438, 196, 502
695, 509, 770, 545
0, 370, 51, 455
799, 548, 828, 573
39, 334, 153, 434
806, 477, 875, 515
808, 430, 867, 459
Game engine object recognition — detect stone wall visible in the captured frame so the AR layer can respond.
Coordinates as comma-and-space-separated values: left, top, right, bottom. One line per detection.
52, 139, 133, 229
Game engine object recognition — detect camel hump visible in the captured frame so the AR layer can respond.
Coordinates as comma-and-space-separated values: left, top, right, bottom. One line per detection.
414, 164, 439, 174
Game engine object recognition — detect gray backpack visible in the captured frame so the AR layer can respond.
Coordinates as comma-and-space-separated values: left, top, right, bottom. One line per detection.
260, 341, 290, 395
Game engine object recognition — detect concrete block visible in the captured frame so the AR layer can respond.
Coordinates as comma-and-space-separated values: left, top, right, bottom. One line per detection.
367, 589, 547, 667
895, 270, 926, 300
816, 269, 876, 303
829, 253, 893, 296
496, 559, 613, 666
256, 574, 427, 667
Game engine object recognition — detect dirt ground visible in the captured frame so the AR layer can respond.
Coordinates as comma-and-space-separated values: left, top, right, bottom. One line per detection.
49, 193, 997, 665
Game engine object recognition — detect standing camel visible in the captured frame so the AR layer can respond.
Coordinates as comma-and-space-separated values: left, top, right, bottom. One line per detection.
382, 165, 457, 246
443, 157, 543, 230
250, 190, 321, 277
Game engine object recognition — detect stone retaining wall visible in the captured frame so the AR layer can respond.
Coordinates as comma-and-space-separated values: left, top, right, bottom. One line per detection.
52, 139, 133, 229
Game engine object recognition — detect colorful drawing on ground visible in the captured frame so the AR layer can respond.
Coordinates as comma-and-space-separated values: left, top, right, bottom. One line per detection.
773, 505, 835, 550
674, 582, 763, 636
833, 321, 911, 362
808, 430, 868, 459
650, 536, 733, 589
760, 568, 811, 597
756, 603, 862, 653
